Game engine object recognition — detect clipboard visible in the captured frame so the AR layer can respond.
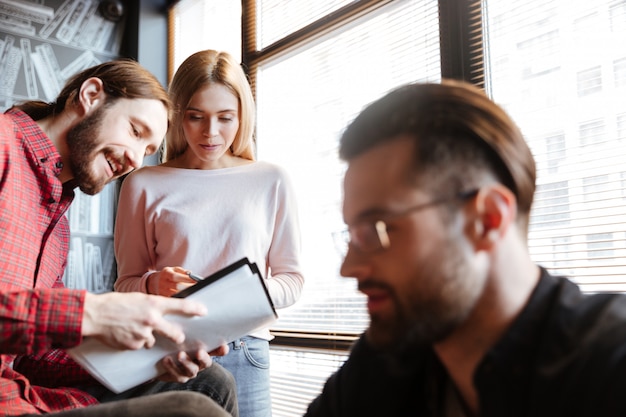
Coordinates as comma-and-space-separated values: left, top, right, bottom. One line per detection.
67, 258, 277, 393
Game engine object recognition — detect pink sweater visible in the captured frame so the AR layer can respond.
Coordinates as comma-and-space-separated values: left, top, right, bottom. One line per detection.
113, 161, 303, 339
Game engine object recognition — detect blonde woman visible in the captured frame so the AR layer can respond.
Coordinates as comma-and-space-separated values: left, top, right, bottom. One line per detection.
113, 50, 303, 417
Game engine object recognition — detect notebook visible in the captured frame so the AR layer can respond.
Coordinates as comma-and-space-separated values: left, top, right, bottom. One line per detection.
67, 258, 277, 393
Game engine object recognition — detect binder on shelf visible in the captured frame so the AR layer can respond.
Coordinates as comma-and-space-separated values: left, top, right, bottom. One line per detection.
67, 258, 277, 393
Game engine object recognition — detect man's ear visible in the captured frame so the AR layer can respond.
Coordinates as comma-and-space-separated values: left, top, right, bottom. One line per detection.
466, 184, 517, 251
77, 77, 105, 116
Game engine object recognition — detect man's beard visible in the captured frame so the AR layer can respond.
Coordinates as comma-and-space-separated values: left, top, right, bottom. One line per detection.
364, 288, 457, 354
66, 104, 109, 195
364, 238, 479, 357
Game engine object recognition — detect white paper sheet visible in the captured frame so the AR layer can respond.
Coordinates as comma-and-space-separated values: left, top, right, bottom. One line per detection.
67, 258, 277, 393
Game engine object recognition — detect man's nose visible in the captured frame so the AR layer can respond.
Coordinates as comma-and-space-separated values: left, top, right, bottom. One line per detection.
123, 148, 144, 173
339, 247, 372, 280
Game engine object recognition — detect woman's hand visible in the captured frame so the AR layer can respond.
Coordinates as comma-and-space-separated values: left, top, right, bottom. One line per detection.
158, 345, 230, 383
147, 266, 197, 296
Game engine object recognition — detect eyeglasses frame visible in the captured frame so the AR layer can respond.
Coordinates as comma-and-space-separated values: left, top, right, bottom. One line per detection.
339, 188, 479, 255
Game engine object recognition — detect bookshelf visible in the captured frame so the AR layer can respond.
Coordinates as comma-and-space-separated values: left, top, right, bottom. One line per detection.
64, 181, 118, 293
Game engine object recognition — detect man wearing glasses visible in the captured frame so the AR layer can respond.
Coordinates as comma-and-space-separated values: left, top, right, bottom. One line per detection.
306, 80, 626, 416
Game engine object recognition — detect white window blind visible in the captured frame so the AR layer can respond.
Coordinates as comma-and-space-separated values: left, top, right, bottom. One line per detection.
254, 0, 441, 335
484, 0, 626, 293
270, 347, 348, 417
256, 0, 355, 49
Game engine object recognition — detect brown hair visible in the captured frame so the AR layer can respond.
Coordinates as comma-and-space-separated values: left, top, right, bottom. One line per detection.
339, 80, 536, 230
164, 49, 256, 162
18, 59, 171, 122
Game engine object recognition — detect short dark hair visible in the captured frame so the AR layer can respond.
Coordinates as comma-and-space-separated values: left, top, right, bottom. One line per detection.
339, 80, 536, 227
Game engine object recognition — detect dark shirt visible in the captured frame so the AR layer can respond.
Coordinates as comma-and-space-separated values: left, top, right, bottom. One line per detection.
305, 268, 626, 416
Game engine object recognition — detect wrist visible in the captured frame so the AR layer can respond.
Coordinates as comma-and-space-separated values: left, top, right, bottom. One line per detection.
143, 270, 158, 294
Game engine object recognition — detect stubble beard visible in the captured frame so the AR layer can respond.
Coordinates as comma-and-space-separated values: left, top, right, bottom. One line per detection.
66, 104, 109, 195
365, 237, 479, 357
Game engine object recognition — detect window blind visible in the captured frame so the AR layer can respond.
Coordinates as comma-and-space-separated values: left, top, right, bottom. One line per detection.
251, 0, 441, 335
269, 347, 348, 417
484, 0, 626, 293
255, 0, 355, 50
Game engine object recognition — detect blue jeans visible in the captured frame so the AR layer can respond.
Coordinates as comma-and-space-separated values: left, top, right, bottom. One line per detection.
212, 336, 271, 417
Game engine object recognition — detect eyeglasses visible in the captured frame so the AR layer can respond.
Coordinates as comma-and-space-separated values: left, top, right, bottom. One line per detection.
333, 189, 479, 256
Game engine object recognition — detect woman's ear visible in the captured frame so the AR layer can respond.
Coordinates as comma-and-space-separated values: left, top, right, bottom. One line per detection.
77, 77, 105, 116
466, 184, 517, 251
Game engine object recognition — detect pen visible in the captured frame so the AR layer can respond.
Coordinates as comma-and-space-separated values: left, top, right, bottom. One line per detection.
187, 271, 204, 282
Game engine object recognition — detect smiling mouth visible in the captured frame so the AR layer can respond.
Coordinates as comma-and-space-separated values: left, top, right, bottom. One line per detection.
106, 156, 123, 176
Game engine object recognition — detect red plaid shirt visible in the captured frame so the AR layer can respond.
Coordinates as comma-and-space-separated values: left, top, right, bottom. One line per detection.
0, 109, 99, 415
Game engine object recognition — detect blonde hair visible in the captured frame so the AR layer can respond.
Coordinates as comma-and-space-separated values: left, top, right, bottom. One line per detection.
164, 50, 256, 162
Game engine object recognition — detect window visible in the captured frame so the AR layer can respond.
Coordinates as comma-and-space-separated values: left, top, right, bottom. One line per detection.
517, 30, 561, 79
577, 66, 603, 97
530, 181, 571, 229
610, 0, 626, 32
615, 57, 626, 87
487, 0, 626, 293
586, 232, 615, 260
583, 174, 611, 202
168, 0, 242, 78
618, 113, 626, 140
253, 0, 440, 339
245, 2, 443, 414
169, 0, 626, 414
545, 133, 566, 174
579, 119, 607, 147
255, 0, 355, 49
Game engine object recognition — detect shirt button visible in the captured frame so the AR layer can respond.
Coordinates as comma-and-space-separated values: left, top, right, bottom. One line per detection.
55, 162, 63, 169
40, 157, 48, 163
48, 197, 55, 204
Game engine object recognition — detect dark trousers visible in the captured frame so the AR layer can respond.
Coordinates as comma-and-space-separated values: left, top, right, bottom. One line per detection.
20, 363, 238, 417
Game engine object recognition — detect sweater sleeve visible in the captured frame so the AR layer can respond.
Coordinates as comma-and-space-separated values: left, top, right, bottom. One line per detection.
265, 167, 304, 309
114, 171, 154, 293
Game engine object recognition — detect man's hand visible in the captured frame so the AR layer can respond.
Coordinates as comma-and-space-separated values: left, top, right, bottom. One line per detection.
81, 292, 207, 350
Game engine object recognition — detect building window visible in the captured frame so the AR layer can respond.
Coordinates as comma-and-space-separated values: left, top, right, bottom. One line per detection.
610, 0, 626, 32
583, 174, 611, 202
615, 57, 626, 87
531, 181, 571, 229
618, 113, 626, 141
577, 66, 603, 97
546, 133, 566, 174
579, 119, 606, 147
586, 232, 615, 259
